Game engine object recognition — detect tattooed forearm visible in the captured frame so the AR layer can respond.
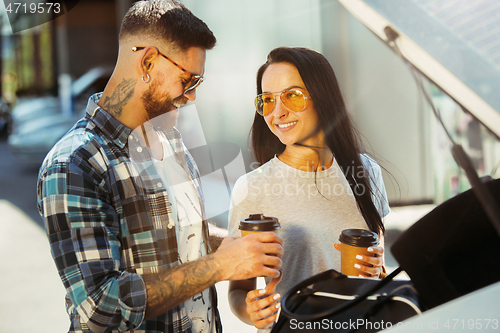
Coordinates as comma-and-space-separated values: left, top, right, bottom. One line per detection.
143, 255, 220, 320
101, 78, 136, 117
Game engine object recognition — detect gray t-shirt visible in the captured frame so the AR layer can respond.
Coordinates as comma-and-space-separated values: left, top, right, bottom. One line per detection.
228, 154, 390, 296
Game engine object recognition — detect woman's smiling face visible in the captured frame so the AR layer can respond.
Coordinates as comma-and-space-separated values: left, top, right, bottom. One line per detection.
261, 62, 323, 148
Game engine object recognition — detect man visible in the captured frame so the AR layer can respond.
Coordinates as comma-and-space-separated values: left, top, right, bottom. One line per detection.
37, 1, 283, 332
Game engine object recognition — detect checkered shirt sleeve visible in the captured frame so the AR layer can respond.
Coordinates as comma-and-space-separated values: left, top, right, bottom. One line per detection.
37, 94, 194, 333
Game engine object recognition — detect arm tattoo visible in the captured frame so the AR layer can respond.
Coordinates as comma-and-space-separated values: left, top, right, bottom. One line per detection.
101, 78, 136, 117
143, 255, 220, 320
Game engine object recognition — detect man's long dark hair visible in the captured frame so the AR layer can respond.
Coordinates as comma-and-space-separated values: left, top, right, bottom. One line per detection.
251, 47, 385, 235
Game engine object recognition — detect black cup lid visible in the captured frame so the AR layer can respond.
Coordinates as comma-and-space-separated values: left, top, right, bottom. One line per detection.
339, 229, 379, 247
239, 214, 280, 231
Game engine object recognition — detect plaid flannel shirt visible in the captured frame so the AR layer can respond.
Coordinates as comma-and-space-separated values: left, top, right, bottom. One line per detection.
37, 93, 220, 333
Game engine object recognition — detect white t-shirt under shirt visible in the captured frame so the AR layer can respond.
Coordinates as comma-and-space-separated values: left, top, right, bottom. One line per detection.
153, 132, 213, 333
228, 154, 390, 297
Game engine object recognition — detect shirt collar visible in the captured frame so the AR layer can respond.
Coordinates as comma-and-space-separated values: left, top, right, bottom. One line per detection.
86, 93, 132, 149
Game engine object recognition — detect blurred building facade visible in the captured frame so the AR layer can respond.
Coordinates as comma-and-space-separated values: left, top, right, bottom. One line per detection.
2, 0, 499, 207
1, 0, 132, 102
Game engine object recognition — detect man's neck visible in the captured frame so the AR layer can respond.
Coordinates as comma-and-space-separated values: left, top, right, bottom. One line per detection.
98, 75, 149, 130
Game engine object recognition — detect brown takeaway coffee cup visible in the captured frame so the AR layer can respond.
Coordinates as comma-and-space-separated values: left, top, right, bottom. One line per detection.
239, 214, 280, 236
339, 229, 379, 276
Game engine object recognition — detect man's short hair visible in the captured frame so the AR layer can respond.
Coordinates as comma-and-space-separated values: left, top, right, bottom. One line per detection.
119, 0, 216, 52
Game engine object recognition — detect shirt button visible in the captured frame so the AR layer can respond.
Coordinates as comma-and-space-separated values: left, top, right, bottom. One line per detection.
137, 147, 142, 153
157, 182, 162, 188
129, 135, 134, 140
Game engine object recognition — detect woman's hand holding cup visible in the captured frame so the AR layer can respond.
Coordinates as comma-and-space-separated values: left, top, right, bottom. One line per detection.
335, 229, 384, 278
238, 213, 283, 329
245, 270, 283, 329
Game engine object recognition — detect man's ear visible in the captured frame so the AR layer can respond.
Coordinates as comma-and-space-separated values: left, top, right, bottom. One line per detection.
140, 47, 158, 74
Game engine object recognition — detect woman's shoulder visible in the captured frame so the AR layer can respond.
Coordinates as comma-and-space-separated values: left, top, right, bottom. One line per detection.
360, 153, 377, 166
359, 153, 381, 174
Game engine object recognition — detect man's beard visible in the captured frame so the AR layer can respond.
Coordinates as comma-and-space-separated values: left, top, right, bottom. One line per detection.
141, 76, 186, 129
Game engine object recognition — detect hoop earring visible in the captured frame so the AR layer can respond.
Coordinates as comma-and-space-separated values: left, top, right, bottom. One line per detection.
142, 74, 150, 83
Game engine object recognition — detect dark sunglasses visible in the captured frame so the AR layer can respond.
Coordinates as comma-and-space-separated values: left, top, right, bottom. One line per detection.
132, 46, 204, 94
255, 89, 311, 116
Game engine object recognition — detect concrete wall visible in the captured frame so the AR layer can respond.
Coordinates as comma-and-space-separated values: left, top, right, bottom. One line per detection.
342, 5, 434, 204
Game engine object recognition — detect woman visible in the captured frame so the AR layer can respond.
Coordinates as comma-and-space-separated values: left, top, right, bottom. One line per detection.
227, 47, 390, 330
